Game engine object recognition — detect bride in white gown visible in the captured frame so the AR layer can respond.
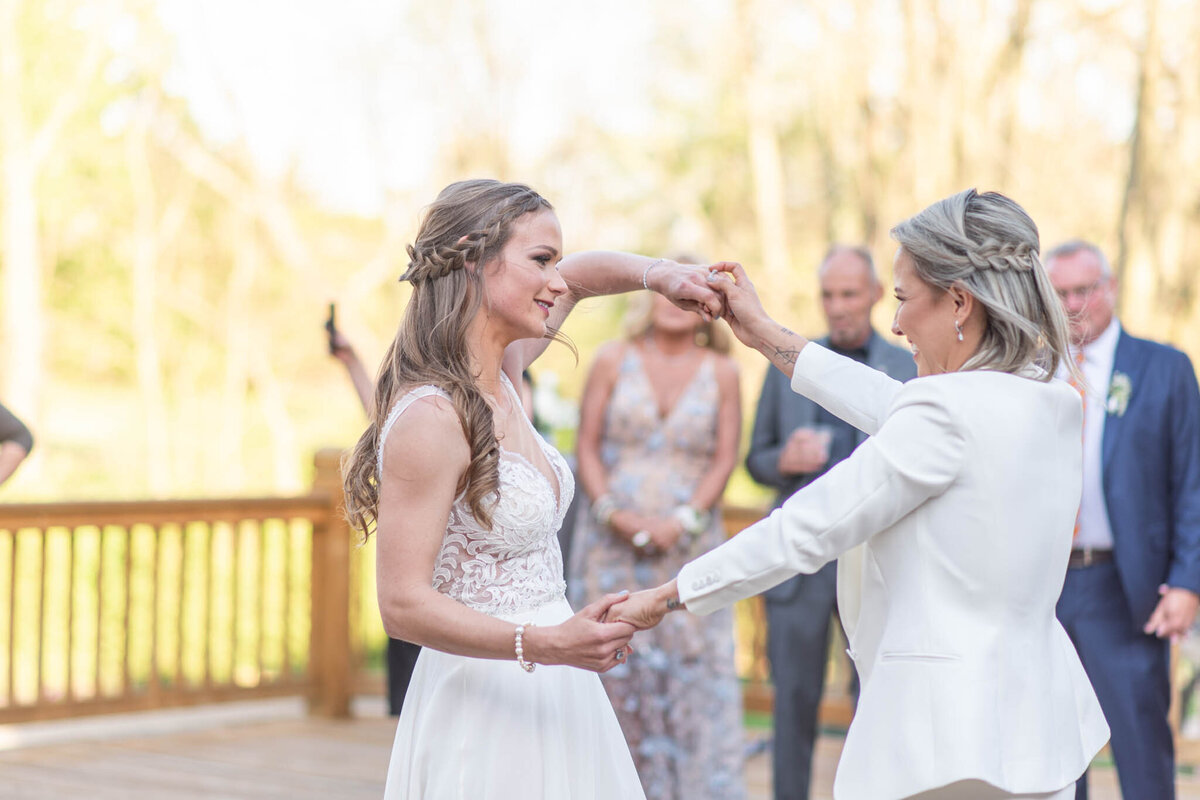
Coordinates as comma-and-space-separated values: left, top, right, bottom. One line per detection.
341, 179, 726, 800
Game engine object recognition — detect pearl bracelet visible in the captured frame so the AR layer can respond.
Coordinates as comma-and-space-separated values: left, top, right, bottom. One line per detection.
641, 258, 666, 291
514, 622, 536, 673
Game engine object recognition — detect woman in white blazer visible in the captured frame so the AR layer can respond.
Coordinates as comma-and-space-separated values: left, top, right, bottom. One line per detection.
612, 189, 1110, 800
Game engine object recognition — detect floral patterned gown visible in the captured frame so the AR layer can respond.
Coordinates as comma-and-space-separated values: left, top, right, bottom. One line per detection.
568, 346, 745, 800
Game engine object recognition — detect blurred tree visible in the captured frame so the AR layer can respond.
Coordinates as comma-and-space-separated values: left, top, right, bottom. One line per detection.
3, 0, 1200, 505
0, 0, 108, 434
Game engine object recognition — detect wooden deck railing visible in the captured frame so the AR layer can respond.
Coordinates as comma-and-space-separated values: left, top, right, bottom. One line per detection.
5, 460, 1200, 763
0, 449, 352, 723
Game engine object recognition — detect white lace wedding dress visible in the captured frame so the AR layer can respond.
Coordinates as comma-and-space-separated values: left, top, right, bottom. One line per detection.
380, 379, 646, 800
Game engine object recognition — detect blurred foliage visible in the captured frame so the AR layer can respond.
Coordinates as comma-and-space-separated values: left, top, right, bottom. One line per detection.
1, 0, 1199, 509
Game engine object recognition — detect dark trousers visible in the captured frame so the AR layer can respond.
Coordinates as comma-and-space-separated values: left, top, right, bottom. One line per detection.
765, 562, 841, 800
386, 638, 421, 716
1056, 561, 1175, 800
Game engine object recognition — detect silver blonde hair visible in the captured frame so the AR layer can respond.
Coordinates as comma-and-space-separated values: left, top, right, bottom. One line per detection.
890, 189, 1075, 380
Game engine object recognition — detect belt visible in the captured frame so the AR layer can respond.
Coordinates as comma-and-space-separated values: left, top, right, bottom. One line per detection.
1068, 548, 1114, 568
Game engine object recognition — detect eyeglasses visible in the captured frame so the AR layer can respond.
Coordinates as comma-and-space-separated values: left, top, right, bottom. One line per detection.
1055, 282, 1104, 303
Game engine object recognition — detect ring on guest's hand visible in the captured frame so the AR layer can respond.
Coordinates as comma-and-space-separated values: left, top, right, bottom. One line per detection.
615, 649, 626, 661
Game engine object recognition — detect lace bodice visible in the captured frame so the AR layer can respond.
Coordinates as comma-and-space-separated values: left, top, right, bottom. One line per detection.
378, 379, 573, 617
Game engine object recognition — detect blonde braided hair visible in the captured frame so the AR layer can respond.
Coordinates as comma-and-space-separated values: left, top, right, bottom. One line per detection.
890, 189, 1073, 380
343, 180, 554, 536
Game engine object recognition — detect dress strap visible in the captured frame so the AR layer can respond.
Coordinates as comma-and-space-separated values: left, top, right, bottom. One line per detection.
378, 385, 451, 477
498, 370, 524, 414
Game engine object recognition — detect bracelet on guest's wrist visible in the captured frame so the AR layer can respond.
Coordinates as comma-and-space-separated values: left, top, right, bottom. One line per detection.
592, 494, 618, 527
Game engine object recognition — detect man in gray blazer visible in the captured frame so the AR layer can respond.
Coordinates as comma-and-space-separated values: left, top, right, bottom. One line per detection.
745, 245, 915, 800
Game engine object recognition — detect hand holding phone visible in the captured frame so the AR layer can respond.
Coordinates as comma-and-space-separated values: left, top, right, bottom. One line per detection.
325, 303, 338, 355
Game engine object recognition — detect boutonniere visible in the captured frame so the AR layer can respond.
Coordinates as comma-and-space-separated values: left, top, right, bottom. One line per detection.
1107, 371, 1132, 416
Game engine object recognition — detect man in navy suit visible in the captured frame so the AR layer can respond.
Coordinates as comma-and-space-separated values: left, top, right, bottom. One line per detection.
1047, 240, 1200, 800
745, 245, 915, 800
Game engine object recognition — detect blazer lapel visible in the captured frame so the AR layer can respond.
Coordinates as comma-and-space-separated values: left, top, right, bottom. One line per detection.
1101, 331, 1142, 480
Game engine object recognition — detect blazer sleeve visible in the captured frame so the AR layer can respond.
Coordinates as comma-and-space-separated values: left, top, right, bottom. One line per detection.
679, 378, 966, 615
791, 344, 904, 436
745, 369, 788, 489
1165, 351, 1200, 593
0, 403, 32, 453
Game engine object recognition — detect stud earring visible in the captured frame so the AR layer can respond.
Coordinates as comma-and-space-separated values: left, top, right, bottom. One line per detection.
954, 320, 964, 342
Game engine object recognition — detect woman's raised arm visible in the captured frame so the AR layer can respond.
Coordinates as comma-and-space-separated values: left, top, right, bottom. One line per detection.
506, 253, 724, 374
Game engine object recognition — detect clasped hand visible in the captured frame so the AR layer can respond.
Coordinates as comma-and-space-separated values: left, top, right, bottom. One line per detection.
601, 583, 677, 632
700, 262, 769, 351
660, 261, 766, 351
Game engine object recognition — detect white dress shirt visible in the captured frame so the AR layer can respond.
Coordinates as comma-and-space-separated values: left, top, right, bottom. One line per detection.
1060, 318, 1121, 550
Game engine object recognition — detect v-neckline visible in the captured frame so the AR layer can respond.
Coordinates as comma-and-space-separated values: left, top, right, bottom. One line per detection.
495, 373, 563, 515
631, 344, 709, 423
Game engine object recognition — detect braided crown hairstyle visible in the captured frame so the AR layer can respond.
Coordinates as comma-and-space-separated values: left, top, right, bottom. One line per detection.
890, 189, 1074, 380
343, 179, 554, 536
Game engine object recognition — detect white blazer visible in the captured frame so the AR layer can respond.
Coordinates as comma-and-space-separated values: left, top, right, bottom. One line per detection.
679, 345, 1109, 800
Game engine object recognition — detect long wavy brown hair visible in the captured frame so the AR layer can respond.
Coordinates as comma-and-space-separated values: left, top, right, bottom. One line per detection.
342, 179, 554, 537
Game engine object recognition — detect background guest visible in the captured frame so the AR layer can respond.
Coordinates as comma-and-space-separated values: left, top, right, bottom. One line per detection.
0, 401, 33, 487
326, 322, 422, 718
1046, 240, 1200, 800
570, 286, 744, 799
745, 244, 915, 800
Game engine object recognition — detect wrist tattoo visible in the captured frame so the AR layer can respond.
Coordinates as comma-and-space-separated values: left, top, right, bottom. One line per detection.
772, 347, 800, 365
666, 597, 682, 612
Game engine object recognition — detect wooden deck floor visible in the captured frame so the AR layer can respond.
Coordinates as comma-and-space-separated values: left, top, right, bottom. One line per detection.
0, 699, 1197, 798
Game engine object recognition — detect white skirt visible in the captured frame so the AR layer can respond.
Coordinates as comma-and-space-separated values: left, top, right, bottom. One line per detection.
383, 597, 647, 799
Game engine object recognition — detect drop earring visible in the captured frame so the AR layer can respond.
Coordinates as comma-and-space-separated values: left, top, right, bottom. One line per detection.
954, 320, 964, 342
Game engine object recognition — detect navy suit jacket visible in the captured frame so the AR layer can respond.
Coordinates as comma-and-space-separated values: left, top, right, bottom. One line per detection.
745, 331, 916, 603
1102, 330, 1200, 629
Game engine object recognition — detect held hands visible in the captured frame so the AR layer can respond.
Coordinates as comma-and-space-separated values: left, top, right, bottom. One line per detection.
649, 261, 725, 323
645, 517, 684, 552
603, 581, 682, 632
650, 259, 773, 347
530, 592, 636, 673
703, 262, 770, 348
1144, 585, 1200, 643
611, 511, 683, 554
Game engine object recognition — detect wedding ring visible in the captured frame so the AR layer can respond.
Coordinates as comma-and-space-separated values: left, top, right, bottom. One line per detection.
615, 649, 626, 661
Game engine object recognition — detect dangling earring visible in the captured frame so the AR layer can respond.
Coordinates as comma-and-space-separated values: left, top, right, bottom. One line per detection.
954, 320, 964, 342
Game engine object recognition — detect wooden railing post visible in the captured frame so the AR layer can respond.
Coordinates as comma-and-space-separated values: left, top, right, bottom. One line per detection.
308, 448, 352, 718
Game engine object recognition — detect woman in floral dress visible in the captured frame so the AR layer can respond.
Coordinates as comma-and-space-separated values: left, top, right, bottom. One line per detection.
569, 290, 744, 800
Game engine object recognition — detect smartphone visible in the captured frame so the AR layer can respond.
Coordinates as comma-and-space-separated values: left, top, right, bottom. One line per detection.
325, 303, 337, 354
